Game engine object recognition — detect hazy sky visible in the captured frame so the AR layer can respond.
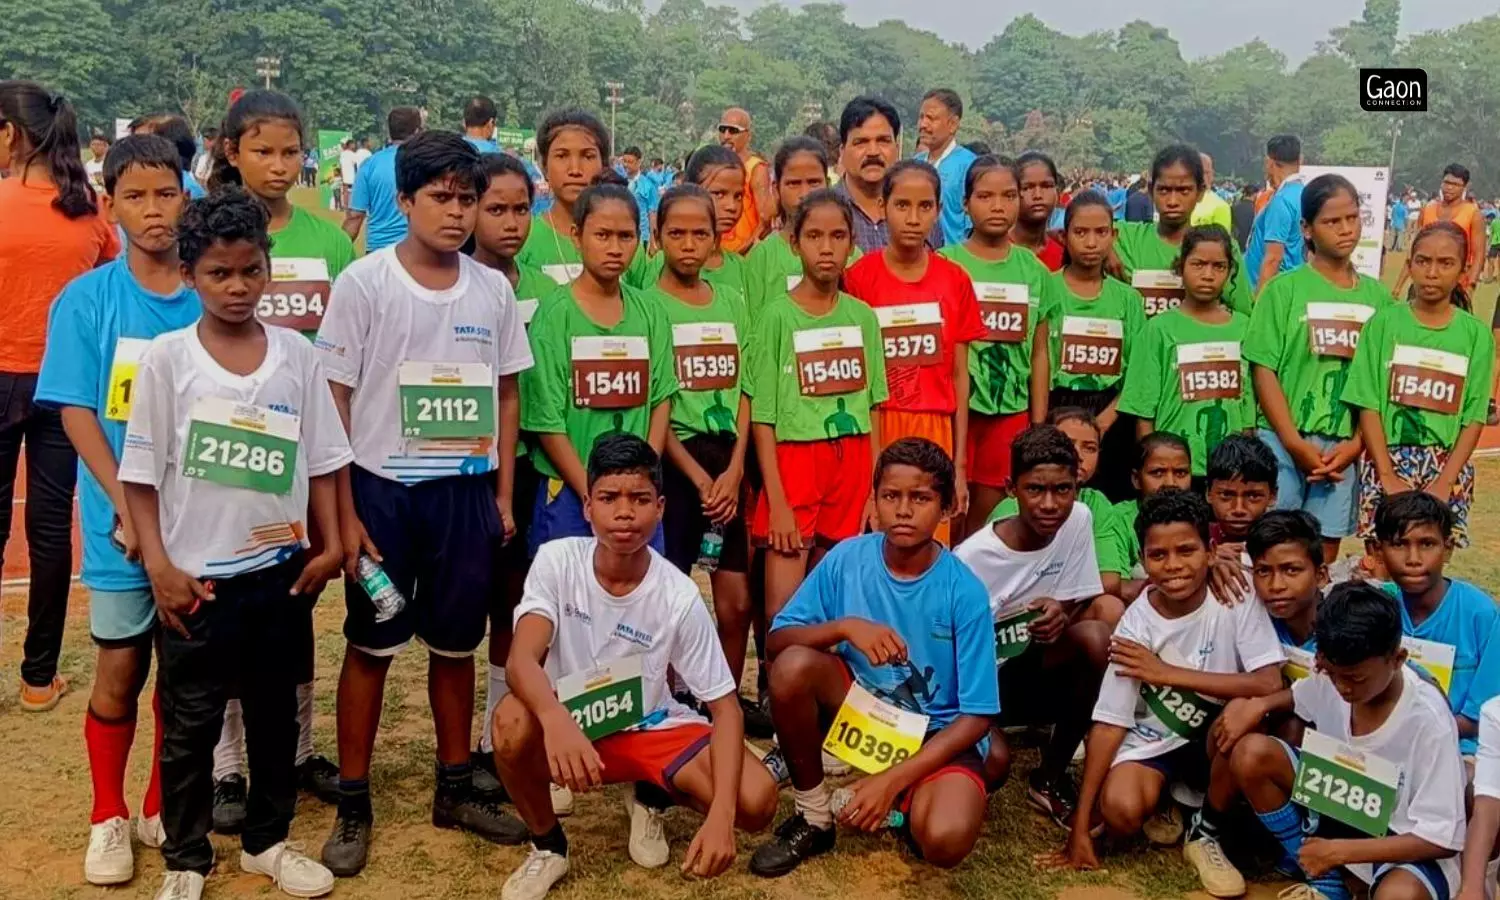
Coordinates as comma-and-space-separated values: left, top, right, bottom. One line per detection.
708, 0, 1492, 60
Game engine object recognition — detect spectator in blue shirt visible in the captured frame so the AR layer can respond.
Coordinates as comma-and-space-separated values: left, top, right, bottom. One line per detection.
461, 94, 501, 154
343, 105, 423, 251
1389, 195, 1411, 251
914, 88, 977, 245
1107, 181, 1128, 220
1245, 133, 1305, 292
618, 145, 658, 242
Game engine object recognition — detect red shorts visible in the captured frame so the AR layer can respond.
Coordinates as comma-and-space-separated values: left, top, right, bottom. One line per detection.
967, 411, 1030, 489
593, 724, 713, 792
752, 436, 871, 545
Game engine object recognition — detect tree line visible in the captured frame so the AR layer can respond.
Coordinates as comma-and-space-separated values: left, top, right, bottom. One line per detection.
3, 0, 1495, 193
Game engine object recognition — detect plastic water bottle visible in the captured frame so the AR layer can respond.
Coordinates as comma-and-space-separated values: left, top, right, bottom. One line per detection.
697, 524, 725, 573
830, 786, 905, 829
356, 555, 406, 623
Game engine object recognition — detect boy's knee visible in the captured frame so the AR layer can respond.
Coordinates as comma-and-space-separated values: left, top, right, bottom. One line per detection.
983, 728, 1012, 788
491, 695, 540, 764
912, 816, 979, 869
737, 770, 779, 832
1068, 620, 1113, 670
1229, 734, 1288, 783
767, 646, 825, 701
1099, 776, 1150, 835
1372, 869, 1430, 900
1088, 594, 1126, 628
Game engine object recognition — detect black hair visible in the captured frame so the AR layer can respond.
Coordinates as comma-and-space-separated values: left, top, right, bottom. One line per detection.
1247, 510, 1323, 566
1063, 189, 1112, 231
538, 108, 609, 160
1010, 424, 1078, 480
874, 437, 956, 509
1409, 222, 1473, 311
620, 145, 643, 159
1014, 150, 1060, 185
177, 187, 271, 269
134, 114, 196, 172
649, 157, 663, 167
881, 158, 941, 204
655, 183, 716, 233
1302, 173, 1360, 226
964, 141, 993, 156
1205, 433, 1277, 488
963, 154, 1020, 202
1150, 144, 1205, 188
802, 121, 840, 161
0, 80, 96, 218
388, 107, 423, 142
1373, 490, 1454, 543
1047, 406, 1101, 441
208, 90, 305, 191
573, 175, 639, 233
1174, 225, 1239, 284
1443, 163, 1471, 185
1266, 134, 1301, 165
103, 135, 183, 195
587, 433, 663, 493
922, 88, 963, 119
395, 130, 487, 199
685, 144, 744, 186
772, 136, 827, 183
839, 96, 901, 144
88, 132, 111, 146
1315, 582, 1403, 666
1135, 488, 1213, 549
463, 95, 497, 129
479, 152, 535, 202
790, 188, 854, 240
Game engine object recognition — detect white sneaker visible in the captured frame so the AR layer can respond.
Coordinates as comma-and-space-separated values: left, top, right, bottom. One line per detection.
240, 841, 334, 898
154, 870, 205, 900
85, 816, 134, 885
821, 750, 852, 777
626, 795, 669, 868
550, 783, 574, 817
137, 813, 166, 849
502, 848, 570, 900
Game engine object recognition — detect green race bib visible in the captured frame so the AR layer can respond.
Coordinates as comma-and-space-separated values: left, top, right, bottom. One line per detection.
1141, 683, 1218, 740
1292, 729, 1399, 836
181, 397, 299, 495
995, 607, 1041, 661
556, 657, 644, 741
398, 362, 495, 440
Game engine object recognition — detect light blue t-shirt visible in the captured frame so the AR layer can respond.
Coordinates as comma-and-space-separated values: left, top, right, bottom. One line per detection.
34, 258, 200, 591
1391, 200, 1410, 230
1273, 617, 1317, 651
1385, 578, 1500, 754
771, 533, 1000, 732
350, 144, 405, 252
464, 136, 501, 154
915, 142, 977, 247
1245, 176, 1306, 290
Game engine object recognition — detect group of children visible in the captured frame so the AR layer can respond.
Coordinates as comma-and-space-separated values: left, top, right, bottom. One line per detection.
34, 86, 1500, 900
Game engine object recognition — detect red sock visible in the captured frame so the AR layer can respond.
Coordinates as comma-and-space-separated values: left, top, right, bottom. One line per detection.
86, 708, 135, 824
141, 690, 163, 819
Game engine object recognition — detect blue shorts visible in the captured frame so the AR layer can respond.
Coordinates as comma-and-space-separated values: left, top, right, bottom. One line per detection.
344, 466, 501, 657
527, 477, 664, 559
1260, 429, 1356, 539
89, 586, 156, 646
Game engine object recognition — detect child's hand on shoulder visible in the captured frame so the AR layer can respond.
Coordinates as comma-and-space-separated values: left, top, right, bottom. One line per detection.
1108, 638, 1168, 684
1208, 555, 1250, 605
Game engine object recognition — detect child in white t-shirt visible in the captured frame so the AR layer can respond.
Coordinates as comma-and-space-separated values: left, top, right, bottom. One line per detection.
1040, 489, 1284, 874
1210, 582, 1467, 900
491, 434, 776, 900
1458, 696, 1500, 900
119, 189, 351, 900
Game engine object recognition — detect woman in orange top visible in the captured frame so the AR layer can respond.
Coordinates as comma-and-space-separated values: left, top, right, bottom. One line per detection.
0, 81, 119, 710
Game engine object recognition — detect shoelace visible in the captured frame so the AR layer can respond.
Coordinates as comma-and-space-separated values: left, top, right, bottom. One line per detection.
642, 808, 665, 842
522, 849, 555, 877
333, 816, 366, 843
163, 872, 196, 900
1277, 885, 1324, 900
95, 820, 128, 854
276, 842, 320, 874
1198, 837, 1231, 868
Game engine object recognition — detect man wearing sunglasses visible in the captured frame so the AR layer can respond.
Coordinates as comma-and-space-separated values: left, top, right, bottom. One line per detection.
716, 107, 776, 254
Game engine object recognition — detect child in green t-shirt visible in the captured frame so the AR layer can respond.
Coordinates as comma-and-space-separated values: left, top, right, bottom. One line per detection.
1119, 225, 1254, 479
1343, 222, 1495, 547
626, 145, 750, 299
747, 189, 887, 624
521, 180, 679, 555
516, 110, 610, 286
743, 137, 835, 319
1245, 175, 1389, 564
1485, 210, 1500, 284
941, 155, 1052, 538
1032, 191, 1146, 501
1100, 432, 1193, 600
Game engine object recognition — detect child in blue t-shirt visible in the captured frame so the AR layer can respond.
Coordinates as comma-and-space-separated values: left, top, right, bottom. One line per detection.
34, 135, 202, 885
748, 438, 999, 878
1374, 490, 1500, 755
1248, 510, 1326, 658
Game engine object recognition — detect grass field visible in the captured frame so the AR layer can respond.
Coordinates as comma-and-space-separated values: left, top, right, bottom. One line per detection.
2, 202, 1499, 899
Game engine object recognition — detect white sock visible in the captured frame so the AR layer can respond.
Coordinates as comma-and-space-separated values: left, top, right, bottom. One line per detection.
212, 700, 246, 781
479, 665, 508, 754
793, 782, 833, 830
294, 681, 316, 766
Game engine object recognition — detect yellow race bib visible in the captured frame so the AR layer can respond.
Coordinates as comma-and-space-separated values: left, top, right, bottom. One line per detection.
822, 682, 928, 774
105, 338, 150, 421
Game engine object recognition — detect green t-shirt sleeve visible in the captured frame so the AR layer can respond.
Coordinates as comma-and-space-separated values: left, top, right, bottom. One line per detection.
1340, 308, 1384, 413
1242, 276, 1287, 371
624, 248, 657, 291
327, 228, 357, 278
1235, 311, 1259, 428
1117, 317, 1165, 420
748, 310, 781, 424
519, 305, 570, 434
645, 299, 680, 408
1096, 504, 1129, 576
859, 303, 890, 408
1223, 244, 1254, 315
1461, 321, 1497, 426
1121, 285, 1148, 378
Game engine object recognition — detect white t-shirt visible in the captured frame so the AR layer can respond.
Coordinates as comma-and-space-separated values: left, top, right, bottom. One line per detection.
1475, 696, 1500, 800
1092, 589, 1284, 766
1293, 666, 1466, 886
514, 537, 735, 732
353, 148, 372, 170
339, 149, 358, 183
316, 248, 533, 483
953, 503, 1103, 620
118, 324, 354, 579
85, 158, 104, 189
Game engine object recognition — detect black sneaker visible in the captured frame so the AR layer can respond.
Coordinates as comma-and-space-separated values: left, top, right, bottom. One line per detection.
470, 749, 509, 802
740, 694, 775, 740
211, 774, 247, 835
1027, 770, 1078, 830
749, 814, 835, 878
297, 754, 342, 805
432, 788, 529, 845
321, 812, 372, 877
1488, 399, 1498, 427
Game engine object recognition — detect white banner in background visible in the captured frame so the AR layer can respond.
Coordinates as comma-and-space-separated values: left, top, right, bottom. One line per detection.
114, 117, 134, 140
1302, 165, 1390, 280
